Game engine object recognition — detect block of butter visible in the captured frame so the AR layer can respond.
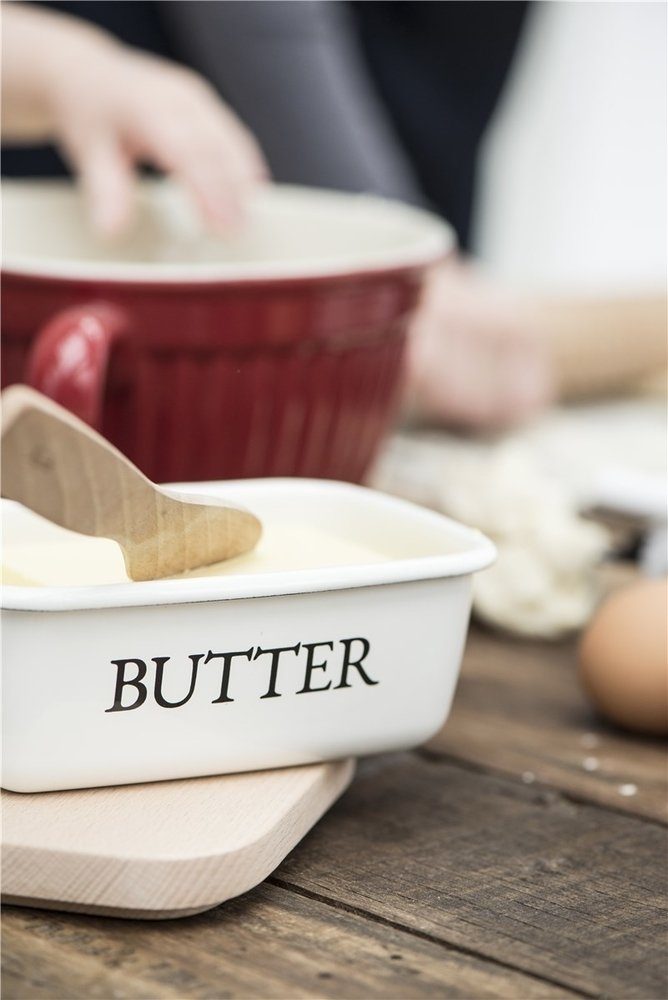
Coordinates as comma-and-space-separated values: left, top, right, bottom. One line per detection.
3, 519, 387, 588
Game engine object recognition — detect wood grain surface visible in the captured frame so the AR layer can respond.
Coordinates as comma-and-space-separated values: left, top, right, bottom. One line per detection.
3, 628, 667, 999
276, 754, 667, 999
426, 630, 668, 822
2, 884, 578, 1000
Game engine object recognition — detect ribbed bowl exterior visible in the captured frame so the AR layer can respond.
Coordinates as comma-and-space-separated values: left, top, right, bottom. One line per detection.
1, 270, 421, 483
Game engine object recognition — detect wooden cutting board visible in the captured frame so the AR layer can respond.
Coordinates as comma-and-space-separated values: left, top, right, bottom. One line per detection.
1, 759, 354, 919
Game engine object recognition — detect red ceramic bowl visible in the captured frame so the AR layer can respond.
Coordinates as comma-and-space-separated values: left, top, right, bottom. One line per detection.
1, 180, 452, 483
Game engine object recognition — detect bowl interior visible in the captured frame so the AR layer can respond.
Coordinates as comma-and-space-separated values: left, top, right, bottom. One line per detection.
1, 180, 452, 282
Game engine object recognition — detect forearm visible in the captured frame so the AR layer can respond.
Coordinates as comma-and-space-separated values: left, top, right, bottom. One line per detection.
529, 296, 667, 399
1, 1, 119, 142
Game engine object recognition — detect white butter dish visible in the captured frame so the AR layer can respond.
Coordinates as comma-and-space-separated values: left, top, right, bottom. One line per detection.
1, 479, 495, 792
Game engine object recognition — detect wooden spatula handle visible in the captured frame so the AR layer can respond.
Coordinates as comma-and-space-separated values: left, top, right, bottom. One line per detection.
1, 386, 261, 580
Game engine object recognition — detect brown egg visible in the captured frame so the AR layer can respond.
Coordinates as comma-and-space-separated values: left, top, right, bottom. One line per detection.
578, 577, 668, 735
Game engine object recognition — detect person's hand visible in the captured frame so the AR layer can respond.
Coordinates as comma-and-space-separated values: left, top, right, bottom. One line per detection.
1, 4, 267, 236
405, 259, 554, 429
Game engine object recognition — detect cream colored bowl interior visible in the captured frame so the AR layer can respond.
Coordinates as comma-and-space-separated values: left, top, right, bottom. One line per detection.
2, 180, 453, 282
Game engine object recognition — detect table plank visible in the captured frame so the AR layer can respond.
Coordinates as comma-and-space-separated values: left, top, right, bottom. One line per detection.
276, 754, 668, 999
1, 882, 579, 1000
426, 629, 668, 822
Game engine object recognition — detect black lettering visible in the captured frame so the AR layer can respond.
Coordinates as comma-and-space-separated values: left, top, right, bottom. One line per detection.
207, 648, 253, 703
335, 637, 377, 688
153, 654, 203, 708
255, 643, 301, 699
105, 658, 148, 712
297, 641, 333, 694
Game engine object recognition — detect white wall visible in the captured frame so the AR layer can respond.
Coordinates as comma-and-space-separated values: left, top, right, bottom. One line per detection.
473, 1, 667, 295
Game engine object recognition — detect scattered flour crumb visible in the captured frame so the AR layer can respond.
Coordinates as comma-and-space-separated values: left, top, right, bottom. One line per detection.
618, 783, 638, 797
522, 771, 536, 784
582, 756, 600, 772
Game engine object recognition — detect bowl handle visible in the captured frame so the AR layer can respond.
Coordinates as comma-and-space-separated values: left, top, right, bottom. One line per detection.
26, 303, 129, 428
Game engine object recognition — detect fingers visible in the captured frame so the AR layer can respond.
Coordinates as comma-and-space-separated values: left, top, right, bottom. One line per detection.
164, 122, 265, 231
63, 131, 135, 238
495, 333, 554, 424
128, 71, 268, 232
55, 52, 268, 236
407, 262, 553, 430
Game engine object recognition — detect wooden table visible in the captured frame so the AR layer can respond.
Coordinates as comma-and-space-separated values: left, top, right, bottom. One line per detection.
3, 628, 666, 999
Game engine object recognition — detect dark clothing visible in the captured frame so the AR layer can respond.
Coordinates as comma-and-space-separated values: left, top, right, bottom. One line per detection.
351, 2, 529, 248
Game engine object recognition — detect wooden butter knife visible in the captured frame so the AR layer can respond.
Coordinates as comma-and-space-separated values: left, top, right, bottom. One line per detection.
1, 385, 262, 581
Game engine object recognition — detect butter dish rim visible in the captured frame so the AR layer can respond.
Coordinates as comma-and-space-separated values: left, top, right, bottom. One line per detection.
1, 478, 496, 613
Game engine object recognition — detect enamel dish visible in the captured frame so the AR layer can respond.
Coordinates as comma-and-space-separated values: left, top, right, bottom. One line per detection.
2, 479, 495, 792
